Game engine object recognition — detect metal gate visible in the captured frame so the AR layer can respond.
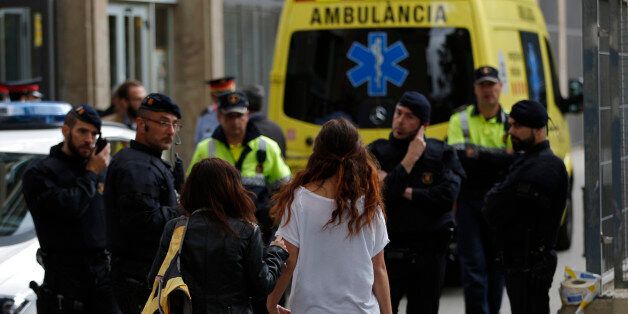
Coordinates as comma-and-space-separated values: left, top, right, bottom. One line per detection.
223, 0, 282, 112
583, 0, 628, 289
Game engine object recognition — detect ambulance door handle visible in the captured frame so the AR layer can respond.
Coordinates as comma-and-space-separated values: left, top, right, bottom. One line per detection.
305, 137, 314, 146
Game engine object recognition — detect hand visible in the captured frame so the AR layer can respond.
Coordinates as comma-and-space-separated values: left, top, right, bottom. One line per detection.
403, 187, 412, 200
377, 170, 388, 183
267, 304, 290, 314
465, 144, 478, 158
277, 305, 291, 314
270, 235, 287, 251
86, 143, 110, 174
401, 126, 427, 173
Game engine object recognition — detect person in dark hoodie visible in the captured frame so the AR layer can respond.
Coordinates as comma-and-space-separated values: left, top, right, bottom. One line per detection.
368, 91, 465, 314
149, 157, 288, 314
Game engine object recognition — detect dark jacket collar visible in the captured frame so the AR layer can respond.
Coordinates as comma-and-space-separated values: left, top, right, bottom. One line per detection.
130, 140, 162, 158
212, 122, 262, 146
472, 103, 506, 123
388, 132, 410, 150
49, 142, 88, 165
525, 140, 551, 154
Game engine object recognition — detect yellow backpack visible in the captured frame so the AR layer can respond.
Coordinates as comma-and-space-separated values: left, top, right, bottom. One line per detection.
142, 217, 192, 314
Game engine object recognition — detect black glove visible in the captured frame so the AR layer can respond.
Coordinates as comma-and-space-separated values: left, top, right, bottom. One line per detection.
173, 154, 185, 193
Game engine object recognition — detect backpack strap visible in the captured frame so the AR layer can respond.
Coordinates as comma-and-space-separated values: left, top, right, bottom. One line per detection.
156, 217, 189, 276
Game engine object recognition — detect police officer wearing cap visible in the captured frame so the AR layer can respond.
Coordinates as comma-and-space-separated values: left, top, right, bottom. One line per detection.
447, 65, 514, 314
105, 93, 183, 313
368, 92, 464, 314
189, 91, 290, 242
483, 100, 568, 314
22, 105, 120, 313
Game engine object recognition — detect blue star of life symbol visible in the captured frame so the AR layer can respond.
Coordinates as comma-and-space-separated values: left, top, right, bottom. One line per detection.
346, 32, 409, 97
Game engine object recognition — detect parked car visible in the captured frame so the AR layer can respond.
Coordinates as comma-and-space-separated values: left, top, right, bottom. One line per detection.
0, 102, 135, 313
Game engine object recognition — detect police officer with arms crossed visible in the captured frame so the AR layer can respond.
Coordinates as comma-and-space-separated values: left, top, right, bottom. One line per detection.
447, 66, 513, 314
483, 100, 568, 314
105, 93, 183, 313
22, 105, 120, 313
368, 92, 464, 314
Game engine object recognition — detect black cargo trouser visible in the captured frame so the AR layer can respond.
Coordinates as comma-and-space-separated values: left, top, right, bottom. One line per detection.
386, 229, 452, 314
504, 251, 557, 314
36, 255, 120, 314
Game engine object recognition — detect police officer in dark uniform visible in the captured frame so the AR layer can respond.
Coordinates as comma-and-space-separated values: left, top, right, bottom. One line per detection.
368, 92, 464, 314
105, 93, 183, 313
22, 105, 120, 313
483, 100, 568, 314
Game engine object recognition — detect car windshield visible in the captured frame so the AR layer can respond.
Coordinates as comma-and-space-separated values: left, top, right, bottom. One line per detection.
283, 27, 475, 128
0, 153, 40, 239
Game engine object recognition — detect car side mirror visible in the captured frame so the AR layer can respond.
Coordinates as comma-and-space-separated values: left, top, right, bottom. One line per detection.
561, 78, 583, 113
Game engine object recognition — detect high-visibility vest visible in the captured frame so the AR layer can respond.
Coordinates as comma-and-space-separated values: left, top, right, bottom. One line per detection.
447, 105, 511, 150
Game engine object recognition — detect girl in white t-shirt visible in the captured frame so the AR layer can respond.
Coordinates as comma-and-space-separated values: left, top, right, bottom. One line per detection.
267, 118, 392, 314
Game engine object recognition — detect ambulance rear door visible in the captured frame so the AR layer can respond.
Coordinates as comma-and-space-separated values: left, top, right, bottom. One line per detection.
269, 0, 479, 168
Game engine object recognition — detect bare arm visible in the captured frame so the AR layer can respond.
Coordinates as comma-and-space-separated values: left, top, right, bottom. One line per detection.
267, 240, 299, 314
372, 250, 392, 314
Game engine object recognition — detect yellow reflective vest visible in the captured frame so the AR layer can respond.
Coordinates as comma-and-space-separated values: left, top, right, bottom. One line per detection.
447, 104, 511, 149
188, 127, 291, 190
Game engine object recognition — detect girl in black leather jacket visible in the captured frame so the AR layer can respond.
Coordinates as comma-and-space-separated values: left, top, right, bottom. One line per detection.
148, 158, 289, 314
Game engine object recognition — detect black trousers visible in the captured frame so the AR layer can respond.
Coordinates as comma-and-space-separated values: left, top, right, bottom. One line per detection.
386, 229, 451, 314
111, 259, 151, 314
37, 260, 120, 314
504, 252, 557, 314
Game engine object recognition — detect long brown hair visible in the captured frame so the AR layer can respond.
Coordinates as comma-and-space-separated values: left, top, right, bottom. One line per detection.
271, 119, 385, 236
180, 158, 257, 234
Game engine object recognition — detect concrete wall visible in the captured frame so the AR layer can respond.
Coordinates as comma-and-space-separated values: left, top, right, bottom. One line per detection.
56, 0, 110, 109
172, 0, 222, 163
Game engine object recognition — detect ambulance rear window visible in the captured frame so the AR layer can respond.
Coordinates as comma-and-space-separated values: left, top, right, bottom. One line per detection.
283, 28, 474, 128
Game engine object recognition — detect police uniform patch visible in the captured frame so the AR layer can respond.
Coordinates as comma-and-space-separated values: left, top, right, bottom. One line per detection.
98, 182, 105, 195
147, 97, 154, 105
76, 106, 85, 115
482, 67, 490, 74
422, 172, 433, 185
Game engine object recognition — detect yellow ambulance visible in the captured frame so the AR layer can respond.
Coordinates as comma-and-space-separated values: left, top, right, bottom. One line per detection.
268, 0, 581, 249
